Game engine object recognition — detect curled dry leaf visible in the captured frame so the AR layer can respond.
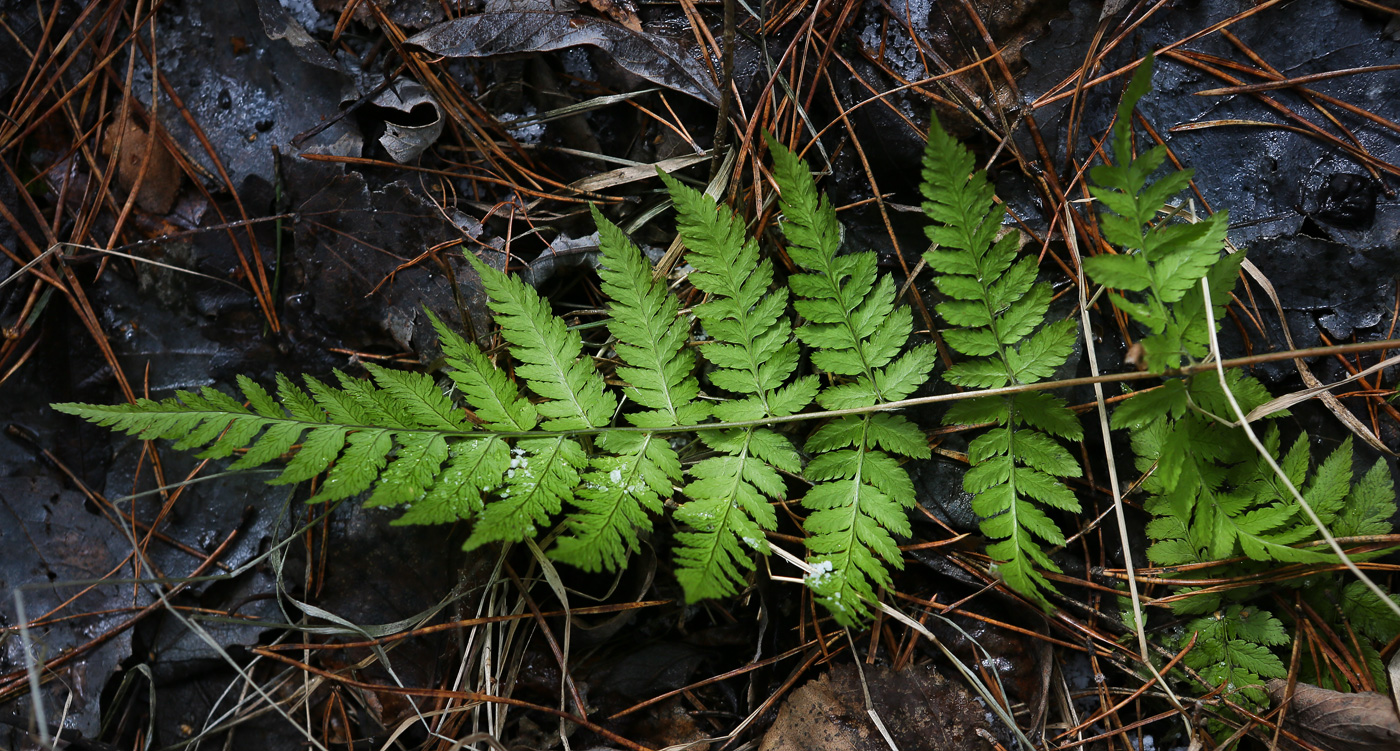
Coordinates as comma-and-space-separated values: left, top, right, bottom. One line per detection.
405, 12, 721, 106
1268, 680, 1400, 751
370, 80, 444, 163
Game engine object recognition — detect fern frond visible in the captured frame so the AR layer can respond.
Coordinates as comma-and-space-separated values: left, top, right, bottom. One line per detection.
661, 170, 816, 601
460, 253, 644, 551
550, 208, 704, 571
769, 135, 937, 623
673, 428, 800, 599
393, 436, 509, 525
921, 115, 1082, 610
590, 206, 709, 429
465, 436, 588, 549
1159, 421, 1400, 710
1335, 459, 1397, 537
428, 309, 538, 432
53, 373, 488, 521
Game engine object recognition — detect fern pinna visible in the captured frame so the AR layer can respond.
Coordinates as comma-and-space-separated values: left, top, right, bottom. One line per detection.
921, 116, 1083, 610
1081, 52, 1241, 375
767, 136, 938, 624
658, 169, 818, 602
549, 207, 707, 570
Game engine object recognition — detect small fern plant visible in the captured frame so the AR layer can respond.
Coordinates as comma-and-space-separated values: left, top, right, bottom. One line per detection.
1087, 54, 1400, 723
921, 115, 1084, 609
54, 144, 939, 623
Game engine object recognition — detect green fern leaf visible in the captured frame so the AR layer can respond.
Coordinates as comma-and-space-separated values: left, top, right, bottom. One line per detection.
674, 430, 790, 600
554, 431, 674, 570
1081, 253, 1152, 291
311, 429, 393, 502
590, 206, 708, 428
274, 427, 350, 486
1110, 379, 1189, 430
768, 135, 935, 624
1302, 437, 1352, 521
661, 169, 814, 601
394, 436, 509, 525
466, 436, 588, 549
1183, 605, 1287, 707
365, 364, 465, 431
427, 309, 539, 432
365, 432, 450, 508
1335, 460, 1397, 537
1087, 54, 1238, 373
467, 254, 617, 430
551, 208, 702, 571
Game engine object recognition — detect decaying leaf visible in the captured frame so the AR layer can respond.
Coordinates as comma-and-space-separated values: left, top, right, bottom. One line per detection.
1268, 680, 1400, 751
101, 109, 183, 214
370, 79, 444, 163
582, 0, 641, 32
759, 664, 996, 751
406, 12, 721, 105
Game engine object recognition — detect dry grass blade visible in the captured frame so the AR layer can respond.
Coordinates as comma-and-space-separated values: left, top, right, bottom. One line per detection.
1064, 203, 1192, 737
1234, 250, 1398, 456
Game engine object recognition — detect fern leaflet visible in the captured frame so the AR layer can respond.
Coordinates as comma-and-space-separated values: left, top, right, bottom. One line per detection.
1083, 52, 1237, 373
550, 207, 707, 571
462, 255, 613, 549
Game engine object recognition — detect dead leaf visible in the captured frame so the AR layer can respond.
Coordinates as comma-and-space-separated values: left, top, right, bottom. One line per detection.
101, 109, 182, 214
759, 664, 996, 751
630, 696, 710, 751
370, 79, 444, 163
582, 0, 641, 32
1268, 680, 1400, 751
1389, 649, 1400, 717
405, 12, 721, 106
255, 0, 341, 71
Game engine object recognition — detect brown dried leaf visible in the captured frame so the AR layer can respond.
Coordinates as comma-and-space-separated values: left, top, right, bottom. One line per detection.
1268, 680, 1400, 751
582, 0, 641, 32
759, 664, 996, 751
406, 12, 720, 105
100, 110, 182, 215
